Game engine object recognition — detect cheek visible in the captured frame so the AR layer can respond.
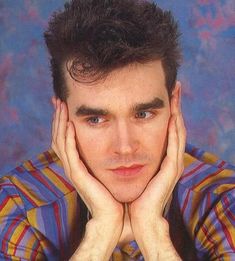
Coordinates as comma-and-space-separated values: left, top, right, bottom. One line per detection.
72, 122, 105, 164
142, 116, 169, 156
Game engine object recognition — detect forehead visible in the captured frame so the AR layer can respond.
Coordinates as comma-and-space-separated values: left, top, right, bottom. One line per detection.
65, 60, 169, 108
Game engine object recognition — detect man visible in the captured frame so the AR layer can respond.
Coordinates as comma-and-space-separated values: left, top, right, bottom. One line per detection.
0, 0, 234, 260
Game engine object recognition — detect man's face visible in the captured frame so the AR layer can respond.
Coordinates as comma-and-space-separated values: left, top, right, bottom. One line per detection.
65, 60, 172, 203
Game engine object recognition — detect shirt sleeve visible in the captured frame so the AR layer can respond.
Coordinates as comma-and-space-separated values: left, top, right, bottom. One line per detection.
194, 189, 235, 260
0, 178, 48, 261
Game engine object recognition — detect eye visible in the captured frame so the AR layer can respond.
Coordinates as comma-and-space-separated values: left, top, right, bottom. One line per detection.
86, 116, 106, 125
135, 111, 154, 119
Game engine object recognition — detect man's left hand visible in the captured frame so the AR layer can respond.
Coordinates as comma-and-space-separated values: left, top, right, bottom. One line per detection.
128, 83, 186, 260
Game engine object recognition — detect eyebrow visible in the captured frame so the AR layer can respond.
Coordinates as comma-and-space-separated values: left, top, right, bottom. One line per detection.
133, 97, 165, 112
75, 97, 165, 117
75, 106, 108, 117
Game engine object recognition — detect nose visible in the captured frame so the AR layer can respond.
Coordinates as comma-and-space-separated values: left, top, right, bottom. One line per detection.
113, 120, 139, 155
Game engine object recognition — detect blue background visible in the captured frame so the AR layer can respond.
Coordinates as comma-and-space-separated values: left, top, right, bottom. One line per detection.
0, 0, 235, 175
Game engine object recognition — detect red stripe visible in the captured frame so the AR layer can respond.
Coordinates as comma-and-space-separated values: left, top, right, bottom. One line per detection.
47, 166, 74, 191
2, 215, 22, 253
26, 160, 60, 197
223, 195, 235, 222
16, 166, 25, 173
14, 185, 38, 207
44, 151, 53, 163
53, 202, 64, 256
30, 170, 60, 197
192, 169, 221, 190
181, 162, 206, 181
191, 147, 198, 156
201, 225, 216, 247
0, 195, 19, 211
12, 225, 30, 255
182, 190, 191, 215
217, 161, 226, 169
30, 240, 41, 261
214, 204, 235, 251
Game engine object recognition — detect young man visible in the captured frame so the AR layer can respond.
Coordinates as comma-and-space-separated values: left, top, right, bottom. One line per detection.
0, 0, 234, 260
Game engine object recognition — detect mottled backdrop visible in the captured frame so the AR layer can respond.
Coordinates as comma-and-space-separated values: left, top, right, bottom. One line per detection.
0, 0, 235, 175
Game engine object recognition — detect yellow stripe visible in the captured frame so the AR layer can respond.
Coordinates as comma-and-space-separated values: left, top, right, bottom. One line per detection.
8, 220, 27, 255
23, 233, 39, 260
41, 167, 70, 194
183, 153, 198, 168
0, 197, 18, 217
196, 213, 224, 254
23, 161, 36, 171
193, 169, 234, 193
11, 176, 46, 206
202, 151, 219, 165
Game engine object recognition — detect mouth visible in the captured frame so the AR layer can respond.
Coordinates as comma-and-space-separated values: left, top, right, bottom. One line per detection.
109, 164, 145, 177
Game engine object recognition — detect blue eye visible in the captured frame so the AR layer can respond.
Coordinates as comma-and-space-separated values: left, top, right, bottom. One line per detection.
136, 111, 153, 119
87, 116, 105, 125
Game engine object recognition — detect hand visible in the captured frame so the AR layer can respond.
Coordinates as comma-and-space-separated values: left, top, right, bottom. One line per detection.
51, 98, 123, 260
128, 83, 186, 260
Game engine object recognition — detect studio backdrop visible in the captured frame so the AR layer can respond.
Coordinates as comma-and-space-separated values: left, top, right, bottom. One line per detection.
0, 0, 235, 175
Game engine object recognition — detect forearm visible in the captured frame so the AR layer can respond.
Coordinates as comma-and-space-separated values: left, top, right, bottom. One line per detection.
134, 218, 181, 261
70, 218, 122, 261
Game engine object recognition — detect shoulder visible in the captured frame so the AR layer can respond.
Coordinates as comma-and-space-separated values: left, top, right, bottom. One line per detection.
0, 148, 75, 211
174, 144, 235, 258
180, 143, 235, 194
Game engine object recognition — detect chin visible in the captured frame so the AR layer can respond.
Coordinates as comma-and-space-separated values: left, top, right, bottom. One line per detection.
111, 187, 145, 203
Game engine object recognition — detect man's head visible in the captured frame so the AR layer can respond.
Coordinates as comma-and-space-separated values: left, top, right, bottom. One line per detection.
44, 0, 181, 100
45, 0, 182, 203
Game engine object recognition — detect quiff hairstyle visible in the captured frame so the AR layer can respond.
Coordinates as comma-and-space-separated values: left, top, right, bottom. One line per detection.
44, 0, 181, 101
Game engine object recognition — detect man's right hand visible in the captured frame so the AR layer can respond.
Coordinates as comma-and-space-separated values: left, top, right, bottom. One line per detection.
51, 98, 123, 261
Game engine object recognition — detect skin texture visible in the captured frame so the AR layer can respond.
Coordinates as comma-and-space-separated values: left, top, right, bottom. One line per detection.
65, 61, 171, 203
51, 60, 186, 260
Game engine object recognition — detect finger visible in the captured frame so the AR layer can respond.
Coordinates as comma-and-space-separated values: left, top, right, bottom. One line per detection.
51, 100, 60, 152
54, 99, 61, 141
175, 86, 186, 174
166, 115, 178, 165
65, 121, 87, 186
170, 81, 180, 116
56, 102, 72, 176
57, 102, 68, 152
51, 109, 55, 147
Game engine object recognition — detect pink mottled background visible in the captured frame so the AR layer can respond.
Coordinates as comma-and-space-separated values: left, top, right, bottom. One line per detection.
0, 0, 235, 175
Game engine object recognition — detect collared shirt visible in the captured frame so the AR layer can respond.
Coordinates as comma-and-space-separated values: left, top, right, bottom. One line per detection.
0, 144, 235, 260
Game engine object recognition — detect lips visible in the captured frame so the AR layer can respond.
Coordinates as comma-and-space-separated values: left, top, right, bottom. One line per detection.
110, 164, 144, 177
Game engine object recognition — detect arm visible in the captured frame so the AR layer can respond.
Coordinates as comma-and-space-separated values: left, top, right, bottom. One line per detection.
51, 99, 124, 260
0, 181, 48, 260
128, 83, 185, 260
70, 218, 122, 261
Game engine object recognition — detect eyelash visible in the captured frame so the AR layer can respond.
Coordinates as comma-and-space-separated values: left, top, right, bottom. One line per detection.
86, 111, 155, 126
86, 116, 106, 125
135, 111, 155, 119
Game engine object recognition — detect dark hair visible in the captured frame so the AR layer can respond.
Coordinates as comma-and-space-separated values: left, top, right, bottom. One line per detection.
44, 0, 181, 101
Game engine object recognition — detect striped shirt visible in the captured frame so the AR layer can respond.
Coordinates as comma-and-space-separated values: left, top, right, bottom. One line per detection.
0, 144, 235, 260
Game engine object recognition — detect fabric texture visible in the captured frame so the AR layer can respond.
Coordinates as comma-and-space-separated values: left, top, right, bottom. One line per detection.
0, 144, 234, 260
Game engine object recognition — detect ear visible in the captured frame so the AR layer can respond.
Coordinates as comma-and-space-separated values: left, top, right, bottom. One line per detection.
170, 81, 181, 114
170, 81, 181, 113
51, 96, 57, 110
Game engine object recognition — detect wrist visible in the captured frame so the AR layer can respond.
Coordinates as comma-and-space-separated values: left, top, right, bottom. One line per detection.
133, 218, 181, 261
70, 218, 122, 261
